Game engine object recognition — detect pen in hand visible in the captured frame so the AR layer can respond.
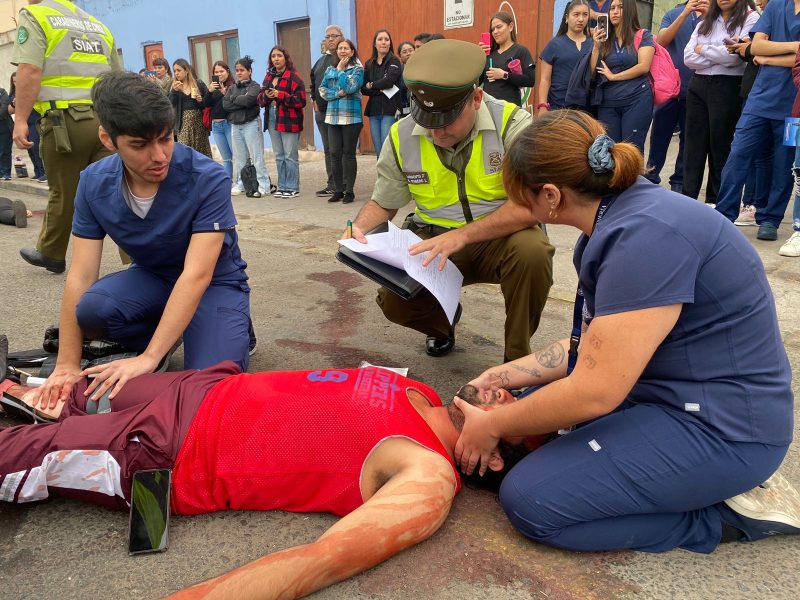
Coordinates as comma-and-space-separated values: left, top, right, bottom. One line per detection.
346, 220, 353, 238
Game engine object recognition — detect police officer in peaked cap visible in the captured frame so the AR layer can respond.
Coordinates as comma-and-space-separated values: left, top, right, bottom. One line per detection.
343, 38, 554, 363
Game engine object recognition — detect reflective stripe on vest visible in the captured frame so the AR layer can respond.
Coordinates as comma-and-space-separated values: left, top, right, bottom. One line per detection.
389, 96, 517, 229
26, 0, 114, 114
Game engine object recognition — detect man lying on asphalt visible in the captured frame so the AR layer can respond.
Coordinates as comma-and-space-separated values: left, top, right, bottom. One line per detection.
0, 362, 529, 598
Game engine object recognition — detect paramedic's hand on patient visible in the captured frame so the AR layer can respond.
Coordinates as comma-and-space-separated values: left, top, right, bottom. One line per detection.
31, 365, 83, 410
81, 354, 161, 400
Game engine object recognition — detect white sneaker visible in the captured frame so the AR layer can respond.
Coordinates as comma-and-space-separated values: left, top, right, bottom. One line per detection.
231, 185, 244, 196
778, 231, 800, 257
724, 472, 800, 535
734, 204, 757, 227
258, 187, 267, 196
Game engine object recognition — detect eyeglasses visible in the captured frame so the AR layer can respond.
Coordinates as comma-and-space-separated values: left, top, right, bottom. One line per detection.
324, 34, 342, 39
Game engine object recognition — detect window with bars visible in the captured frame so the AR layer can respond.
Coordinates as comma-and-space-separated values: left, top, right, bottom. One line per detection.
188, 30, 240, 84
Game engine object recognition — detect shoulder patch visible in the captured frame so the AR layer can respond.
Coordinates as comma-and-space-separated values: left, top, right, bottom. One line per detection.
17, 26, 28, 45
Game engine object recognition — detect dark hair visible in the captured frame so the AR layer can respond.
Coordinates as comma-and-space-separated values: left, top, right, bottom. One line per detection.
268, 46, 295, 72
92, 71, 174, 144
446, 384, 530, 492
397, 41, 414, 54
337, 39, 360, 67
489, 11, 517, 52
599, 0, 641, 56
503, 109, 642, 201
211, 60, 232, 88
557, 0, 591, 37
9, 71, 16, 97
152, 57, 172, 76
699, 0, 751, 36
366, 29, 395, 67
414, 32, 432, 43
235, 55, 254, 75
427, 33, 445, 41
138, 68, 146, 76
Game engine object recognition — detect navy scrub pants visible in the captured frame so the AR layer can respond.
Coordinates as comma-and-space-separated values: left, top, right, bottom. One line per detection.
596, 88, 654, 154
499, 402, 788, 553
646, 96, 687, 189
75, 266, 251, 371
715, 113, 794, 228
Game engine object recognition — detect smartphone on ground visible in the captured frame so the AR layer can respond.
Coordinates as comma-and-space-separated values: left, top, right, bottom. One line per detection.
128, 468, 171, 555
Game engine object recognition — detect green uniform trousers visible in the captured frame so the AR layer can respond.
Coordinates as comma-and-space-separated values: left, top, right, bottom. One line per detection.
37, 108, 113, 261
376, 225, 555, 361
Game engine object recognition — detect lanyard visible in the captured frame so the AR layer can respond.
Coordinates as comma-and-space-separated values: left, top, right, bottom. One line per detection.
567, 193, 618, 376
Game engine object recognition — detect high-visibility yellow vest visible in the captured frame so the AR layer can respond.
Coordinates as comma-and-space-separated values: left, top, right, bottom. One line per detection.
388, 96, 518, 229
25, 0, 114, 115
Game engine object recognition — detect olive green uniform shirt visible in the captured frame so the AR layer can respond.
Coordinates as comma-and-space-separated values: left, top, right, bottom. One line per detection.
372, 98, 532, 211
11, 9, 122, 73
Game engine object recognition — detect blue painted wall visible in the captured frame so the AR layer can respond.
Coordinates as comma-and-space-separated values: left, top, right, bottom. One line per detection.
74, 0, 357, 149
553, 0, 570, 36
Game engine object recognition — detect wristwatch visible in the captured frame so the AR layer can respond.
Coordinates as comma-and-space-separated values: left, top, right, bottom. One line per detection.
502, 71, 509, 80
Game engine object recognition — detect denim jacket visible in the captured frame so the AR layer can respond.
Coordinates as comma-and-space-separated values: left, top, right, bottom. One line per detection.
319, 63, 364, 125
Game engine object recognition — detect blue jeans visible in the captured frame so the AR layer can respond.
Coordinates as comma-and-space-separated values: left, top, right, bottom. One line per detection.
792, 145, 800, 232
597, 88, 654, 154
742, 138, 773, 209
211, 119, 233, 180
369, 114, 395, 156
75, 266, 251, 371
231, 117, 272, 191
716, 113, 794, 228
646, 96, 686, 187
499, 402, 788, 553
268, 106, 300, 193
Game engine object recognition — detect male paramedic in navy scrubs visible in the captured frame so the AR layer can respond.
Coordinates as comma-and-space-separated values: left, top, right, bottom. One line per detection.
30, 71, 252, 411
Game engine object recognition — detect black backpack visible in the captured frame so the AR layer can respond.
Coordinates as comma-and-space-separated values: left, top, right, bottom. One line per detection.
241, 159, 260, 198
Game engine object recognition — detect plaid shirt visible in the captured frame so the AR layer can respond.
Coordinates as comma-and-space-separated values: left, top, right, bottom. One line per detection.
258, 69, 307, 133
318, 64, 364, 125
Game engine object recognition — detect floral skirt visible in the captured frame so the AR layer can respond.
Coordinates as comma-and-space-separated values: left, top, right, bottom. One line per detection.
178, 109, 212, 158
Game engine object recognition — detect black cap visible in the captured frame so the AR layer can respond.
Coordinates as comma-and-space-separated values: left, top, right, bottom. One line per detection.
403, 39, 486, 129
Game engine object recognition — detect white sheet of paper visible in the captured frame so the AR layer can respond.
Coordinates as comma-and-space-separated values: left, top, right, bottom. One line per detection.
338, 222, 463, 323
382, 85, 399, 99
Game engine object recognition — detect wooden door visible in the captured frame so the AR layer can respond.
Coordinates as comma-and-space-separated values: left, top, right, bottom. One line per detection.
278, 19, 315, 150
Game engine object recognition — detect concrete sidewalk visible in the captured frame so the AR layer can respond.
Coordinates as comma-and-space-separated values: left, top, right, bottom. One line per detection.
0, 137, 798, 600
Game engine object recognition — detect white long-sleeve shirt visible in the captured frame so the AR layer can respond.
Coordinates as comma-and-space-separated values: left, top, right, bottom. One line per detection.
684, 11, 760, 76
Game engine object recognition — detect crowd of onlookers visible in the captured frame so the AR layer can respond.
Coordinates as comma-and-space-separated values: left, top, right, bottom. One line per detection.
128, 12, 534, 205
5, 3, 797, 256
540, 0, 799, 257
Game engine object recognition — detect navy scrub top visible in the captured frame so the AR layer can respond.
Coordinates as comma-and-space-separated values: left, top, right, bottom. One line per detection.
597, 30, 655, 106
73, 143, 249, 286
540, 34, 595, 108
573, 177, 793, 444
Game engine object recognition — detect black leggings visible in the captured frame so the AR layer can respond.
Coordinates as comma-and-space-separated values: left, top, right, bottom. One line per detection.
329, 122, 363, 194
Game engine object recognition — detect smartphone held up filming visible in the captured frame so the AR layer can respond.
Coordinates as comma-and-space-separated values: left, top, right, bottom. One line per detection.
128, 469, 171, 555
596, 14, 609, 41
212, 74, 220, 84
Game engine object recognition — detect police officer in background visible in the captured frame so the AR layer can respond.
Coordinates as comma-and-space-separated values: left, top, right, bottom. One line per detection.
12, 0, 120, 274
344, 39, 554, 362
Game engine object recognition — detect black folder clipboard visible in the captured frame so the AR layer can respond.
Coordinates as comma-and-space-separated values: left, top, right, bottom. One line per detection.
335, 222, 424, 300
336, 246, 424, 300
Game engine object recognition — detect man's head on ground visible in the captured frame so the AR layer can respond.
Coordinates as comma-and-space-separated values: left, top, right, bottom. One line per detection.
93, 71, 175, 185
325, 25, 344, 53
403, 39, 486, 146
446, 384, 530, 491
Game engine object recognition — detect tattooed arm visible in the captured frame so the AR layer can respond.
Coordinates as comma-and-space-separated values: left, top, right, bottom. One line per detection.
455, 305, 682, 475
166, 442, 456, 600
468, 339, 570, 399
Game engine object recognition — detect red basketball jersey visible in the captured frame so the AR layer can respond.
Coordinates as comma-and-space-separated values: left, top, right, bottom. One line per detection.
172, 368, 460, 516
